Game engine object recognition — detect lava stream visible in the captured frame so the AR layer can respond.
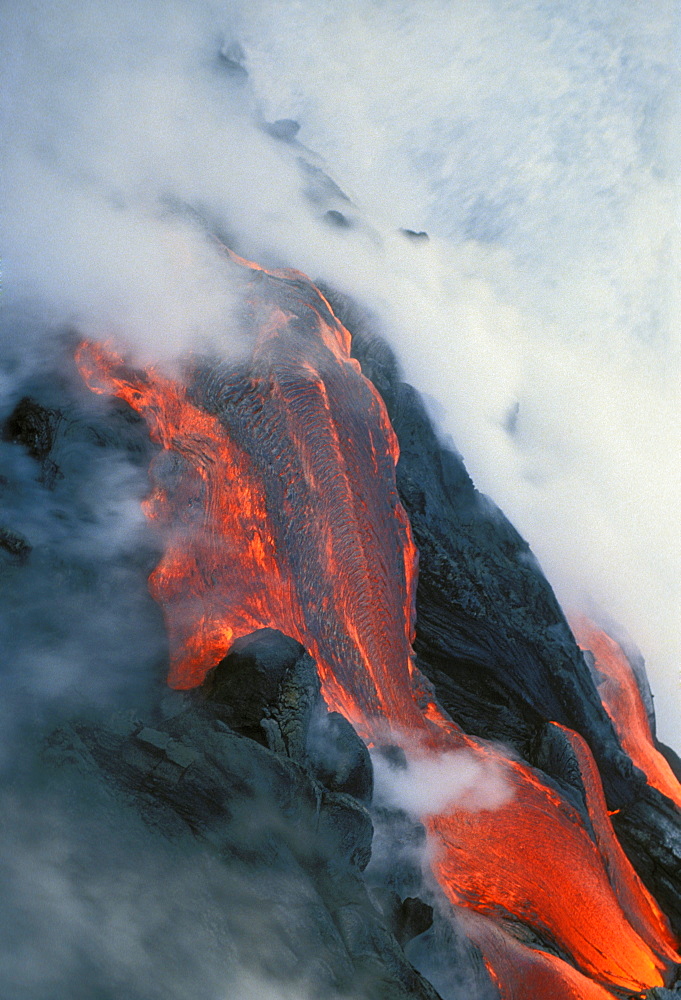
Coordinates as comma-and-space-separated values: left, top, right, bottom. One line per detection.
77, 251, 679, 998
571, 615, 681, 811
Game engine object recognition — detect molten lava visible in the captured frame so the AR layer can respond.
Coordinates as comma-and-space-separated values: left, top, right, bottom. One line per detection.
571, 615, 681, 811
77, 251, 679, 998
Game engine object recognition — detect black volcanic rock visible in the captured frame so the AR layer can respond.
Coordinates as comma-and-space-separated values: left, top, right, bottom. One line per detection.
397, 897, 435, 947
308, 710, 374, 804
202, 627, 317, 750
4, 395, 63, 487
370, 888, 434, 946
658, 740, 681, 784
391, 380, 641, 805
202, 628, 374, 802
531, 720, 595, 820
45, 699, 443, 1000
4, 395, 61, 461
313, 289, 681, 931
0, 525, 31, 562
613, 786, 681, 934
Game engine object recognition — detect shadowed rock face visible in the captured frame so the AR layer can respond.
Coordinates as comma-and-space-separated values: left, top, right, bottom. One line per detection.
201, 626, 374, 803
343, 316, 637, 802
330, 294, 681, 938
44, 631, 452, 1000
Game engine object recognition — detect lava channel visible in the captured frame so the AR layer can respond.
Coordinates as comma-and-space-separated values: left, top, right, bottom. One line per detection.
571, 615, 681, 811
77, 250, 679, 998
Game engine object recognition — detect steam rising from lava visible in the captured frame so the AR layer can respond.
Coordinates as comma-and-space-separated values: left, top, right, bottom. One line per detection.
2, 0, 679, 747
77, 254, 679, 996
372, 749, 511, 818
1, 2, 680, 997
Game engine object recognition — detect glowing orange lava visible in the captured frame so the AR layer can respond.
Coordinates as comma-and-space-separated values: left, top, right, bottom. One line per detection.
77, 252, 679, 998
571, 616, 681, 811
460, 909, 625, 1000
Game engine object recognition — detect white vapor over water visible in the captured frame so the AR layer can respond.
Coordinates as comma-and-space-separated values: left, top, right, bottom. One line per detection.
2, 0, 679, 748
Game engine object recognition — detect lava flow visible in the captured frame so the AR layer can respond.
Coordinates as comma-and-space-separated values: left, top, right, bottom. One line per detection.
571, 615, 681, 811
77, 251, 679, 998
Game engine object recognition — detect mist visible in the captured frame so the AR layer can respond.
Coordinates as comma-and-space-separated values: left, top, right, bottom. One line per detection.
1, 768, 352, 1000
2, 0, 677, 747
372, 748, 511, 818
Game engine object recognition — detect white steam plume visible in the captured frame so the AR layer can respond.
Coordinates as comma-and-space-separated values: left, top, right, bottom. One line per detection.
2, 0, 679, 748
372, 749, 512, 818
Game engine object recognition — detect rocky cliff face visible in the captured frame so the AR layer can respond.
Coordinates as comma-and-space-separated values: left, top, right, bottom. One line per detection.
340, 294, 681, 941
43, 628, 494, 1000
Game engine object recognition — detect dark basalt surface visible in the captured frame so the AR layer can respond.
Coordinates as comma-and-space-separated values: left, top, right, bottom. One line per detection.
348, 324, 639, 805
3, 322, 680, 990
613, 787, 681, 934
43, 631, 461, 1000
201, 627, 374, 803
319, 288, 681, 933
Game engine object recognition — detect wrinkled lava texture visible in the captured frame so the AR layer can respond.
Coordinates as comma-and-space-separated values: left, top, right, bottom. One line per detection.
77, 252, 680, 998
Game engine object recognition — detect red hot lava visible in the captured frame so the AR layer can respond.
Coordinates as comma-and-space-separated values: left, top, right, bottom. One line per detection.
77, 251, 679, 998
570, 615, 681, 812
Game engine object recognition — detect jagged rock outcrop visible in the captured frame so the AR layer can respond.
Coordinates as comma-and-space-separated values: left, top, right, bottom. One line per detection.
201, 627, 374, 802
4, 395, 64, 487
200, 627, 320, 756
44, 629, 446, 1000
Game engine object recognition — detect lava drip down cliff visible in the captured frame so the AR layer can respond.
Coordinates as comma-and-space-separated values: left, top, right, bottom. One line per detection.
77, 252, 680, 999
570, 615, 681, 813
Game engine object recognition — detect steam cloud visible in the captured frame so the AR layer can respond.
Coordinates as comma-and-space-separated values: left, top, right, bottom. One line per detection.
2, 2, 678, 996
3, 0, 678, 747
372, 750, 512, 818
1, 782, 348, 1000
